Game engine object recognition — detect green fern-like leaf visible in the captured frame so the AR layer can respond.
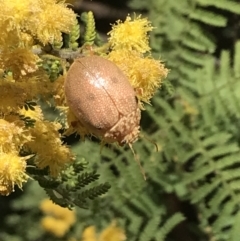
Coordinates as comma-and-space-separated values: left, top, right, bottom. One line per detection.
197, 0, 240, 13
155, 213, 186, 241
77, 171, 100, 188
81, 11, 96, 46
77, 183, 111, 201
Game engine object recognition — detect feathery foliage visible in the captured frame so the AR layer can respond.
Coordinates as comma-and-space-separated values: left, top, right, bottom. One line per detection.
27, 157, 111, 209
126, 0, 240, 240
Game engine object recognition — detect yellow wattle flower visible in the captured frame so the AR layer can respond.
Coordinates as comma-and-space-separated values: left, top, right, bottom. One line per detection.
0, 118, 31, 153
26, 120, 74, 177
0, 47, 40, 77
0, 0, 77, 196
81, 226, 97, 241
40, 199, 76, 238
80, 222, 126, 241
40, 199, 76, 225
108, 15, 153, 53
0, 0, 76, 46
106, 15, 169, 105
41, 216, 71, 238
0, 152, 30, 196
99, 222, 126, 241
33, 2, 76, 45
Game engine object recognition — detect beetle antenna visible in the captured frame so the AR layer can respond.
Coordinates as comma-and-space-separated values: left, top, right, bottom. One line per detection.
129, 143, 146, 180
140, 134, 159, 152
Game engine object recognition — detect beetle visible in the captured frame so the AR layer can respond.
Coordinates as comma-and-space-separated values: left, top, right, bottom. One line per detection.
64, 55, 141, 146
64, 55, 148, 179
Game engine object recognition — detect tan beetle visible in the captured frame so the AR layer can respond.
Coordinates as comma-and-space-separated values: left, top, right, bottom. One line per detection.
64, 55, 145, 178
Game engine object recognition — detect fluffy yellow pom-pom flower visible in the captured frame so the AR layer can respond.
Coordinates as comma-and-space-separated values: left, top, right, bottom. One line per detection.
0, 0, 76, 46
99, 222, 126, 241
0, 48, 40, 77
0, 152, 30, 196
40, 199, 76, 237
80, 222, 126, 241
106, 15, 169, 105
81, 226, 97, 241
41, 216, 72, 238
27, 120, 74, 177
0, 118, 31, 153
108, 15, 153, 53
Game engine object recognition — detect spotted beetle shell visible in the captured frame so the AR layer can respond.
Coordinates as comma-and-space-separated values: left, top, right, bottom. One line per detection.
64, 55, 141, 145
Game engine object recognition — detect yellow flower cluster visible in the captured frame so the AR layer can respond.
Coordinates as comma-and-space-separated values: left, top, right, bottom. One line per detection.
40, 199, 125, 241
108, 15, 153, 53
68, 222, 126, 241
40, 199, 76, 238
20, 107, 74, 177
0, 152, 29, 196
0, 73, 50, 113
0, 107, 74, 195
0, 0, 76, 196
81, 223, 126, 241
0, 0, 75, 77
0, 119, 31, 153
107, 15, 169, 105
0, 0, 75, 46
0, 118, 32, 195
